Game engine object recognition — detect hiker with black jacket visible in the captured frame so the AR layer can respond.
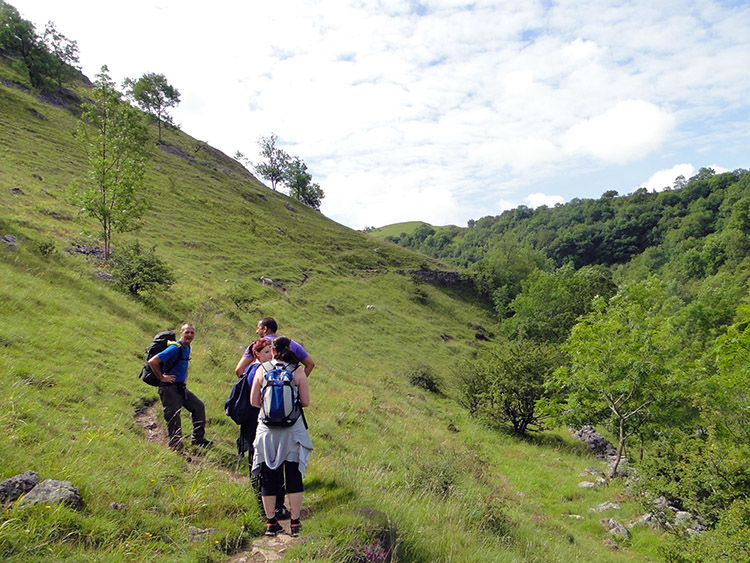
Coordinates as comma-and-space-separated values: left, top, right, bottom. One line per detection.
250, 336, 313, 537
148, 323, 212, 451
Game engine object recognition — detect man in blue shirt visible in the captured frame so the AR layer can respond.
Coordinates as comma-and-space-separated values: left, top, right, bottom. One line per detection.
148, 323, 212, 451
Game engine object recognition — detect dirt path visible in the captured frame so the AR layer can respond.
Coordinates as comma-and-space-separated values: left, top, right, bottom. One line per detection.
133, 401, 304, 562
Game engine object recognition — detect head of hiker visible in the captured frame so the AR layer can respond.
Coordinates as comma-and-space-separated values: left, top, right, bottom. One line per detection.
272, 336, 299, 363
252, 338, 273, 363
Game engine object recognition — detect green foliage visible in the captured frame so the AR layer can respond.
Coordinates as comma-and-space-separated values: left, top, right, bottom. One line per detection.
0, 1, 54, 89
253, 135, 324, 208
35, 239, 55, 256
42, 21, 79, 89
123, 72, 180, 142
110, 241, 176, 297
406, 364, 441, 394
505, 264, 617, 342
253, 132, 289, 191
660, 499, 750, 563
638, 432, 750, 527
0, 3, 78, 91
552, 278, 689, 475
284, 155, 324, 209
463, 338, 562, 435
474, 235, 551, 317
67, 66, 150, 260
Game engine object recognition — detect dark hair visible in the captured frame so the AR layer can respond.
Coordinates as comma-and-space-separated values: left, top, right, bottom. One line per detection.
272, 335, 300, 365
250, 338, 272, 359
259, 317, 278, 334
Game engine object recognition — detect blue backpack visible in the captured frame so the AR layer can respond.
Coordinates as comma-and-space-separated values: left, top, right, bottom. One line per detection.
259, 361, 302, 427
224, 364, 259, 425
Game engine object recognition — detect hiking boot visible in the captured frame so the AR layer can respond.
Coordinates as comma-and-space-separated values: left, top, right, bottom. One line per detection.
191, 438, 213, 448
275, 506, 291, 520
265, 520, 283, 537
290, 519, 302, 537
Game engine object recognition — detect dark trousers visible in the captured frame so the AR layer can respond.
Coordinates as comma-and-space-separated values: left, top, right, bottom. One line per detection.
158, 383, 206, 448
260, 461, 304, 496
240, 414, 285, 511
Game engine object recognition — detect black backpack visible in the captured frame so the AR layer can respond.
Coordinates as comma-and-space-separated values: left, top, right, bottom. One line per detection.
224, 363, 259, 425
139, 330, 184, 386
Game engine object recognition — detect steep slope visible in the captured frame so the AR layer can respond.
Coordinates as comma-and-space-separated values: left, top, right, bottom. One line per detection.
0, 66, 662, 562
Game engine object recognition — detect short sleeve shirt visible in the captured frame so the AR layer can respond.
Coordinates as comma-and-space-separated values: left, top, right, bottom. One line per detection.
156, 343, 190, 383
242, 336, 309, 361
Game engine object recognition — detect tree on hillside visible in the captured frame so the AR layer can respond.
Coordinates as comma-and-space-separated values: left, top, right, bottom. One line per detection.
68, 66, 150, 261
463, 338, 562, 435
0, 1, 54, 89
549, 278, 687, 477
474, 234, 551, 317
123, 72, 180, 143
254, 133, 289, 191
42, 21, 79, 89
505, 264, 618, 343
284, 156, 324, 210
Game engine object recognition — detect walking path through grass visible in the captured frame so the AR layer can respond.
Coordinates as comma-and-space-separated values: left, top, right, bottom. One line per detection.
133, 401, 304, 562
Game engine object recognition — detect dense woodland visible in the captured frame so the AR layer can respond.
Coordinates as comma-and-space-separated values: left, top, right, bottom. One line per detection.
388, 168, 750, 561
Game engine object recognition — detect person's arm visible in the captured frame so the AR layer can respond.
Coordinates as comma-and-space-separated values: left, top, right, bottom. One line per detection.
148, 354, 175, 383
250, 365, 264, 408
294, 367, 310, 407
300, 356, 315, 377
235, 356, 252, 378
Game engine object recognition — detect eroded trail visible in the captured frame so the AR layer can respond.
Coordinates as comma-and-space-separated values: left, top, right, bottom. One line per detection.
133, 401, 305, 562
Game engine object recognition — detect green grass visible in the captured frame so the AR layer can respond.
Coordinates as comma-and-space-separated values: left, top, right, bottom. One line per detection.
365, 221, 434, 241
0, 58, 671, 561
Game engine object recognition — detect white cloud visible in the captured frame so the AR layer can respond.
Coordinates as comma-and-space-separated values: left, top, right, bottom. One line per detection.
641, 163, 731, 192
526, 193, 565, 208
641, 164, 695, 192
10, 0, 750, 229
563, 100, 676, 164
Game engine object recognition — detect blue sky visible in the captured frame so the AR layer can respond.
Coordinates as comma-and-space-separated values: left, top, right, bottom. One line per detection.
12, 0, 750, 229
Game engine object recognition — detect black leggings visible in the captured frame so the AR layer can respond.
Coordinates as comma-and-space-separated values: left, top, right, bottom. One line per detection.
260, 461, 304, 496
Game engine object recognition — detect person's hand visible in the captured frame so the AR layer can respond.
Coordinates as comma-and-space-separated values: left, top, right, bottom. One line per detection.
161, 373, 176, 383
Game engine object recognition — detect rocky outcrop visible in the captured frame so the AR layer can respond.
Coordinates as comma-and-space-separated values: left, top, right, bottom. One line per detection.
19, 478, 83, 509
0, 470, 40, 504
573, 426, 617, 459
1, 472, 83, 509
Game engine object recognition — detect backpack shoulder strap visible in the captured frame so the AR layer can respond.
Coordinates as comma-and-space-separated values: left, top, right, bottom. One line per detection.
163, 341, 185, 373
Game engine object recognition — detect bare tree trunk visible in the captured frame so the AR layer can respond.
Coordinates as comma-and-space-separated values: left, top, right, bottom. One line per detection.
609, 417, 626, 478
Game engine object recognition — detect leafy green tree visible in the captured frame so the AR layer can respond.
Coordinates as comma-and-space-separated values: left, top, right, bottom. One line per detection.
550, 278, 686, 476
284, 156, 324, 209
0, 1, 54, 88
634, 314, 750, 559
42, 21, 79, 89
506, 264, 617, 342
254, 133, 289, 191
123, 72, 180, 143
68, 66, 150, 260
111, 242, 175, 297
464, 338, 561, 435
474, 235, 550, 317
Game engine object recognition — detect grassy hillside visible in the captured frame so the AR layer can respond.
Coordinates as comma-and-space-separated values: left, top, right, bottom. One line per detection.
1, 61, 665, 561
366, 221, 433, 241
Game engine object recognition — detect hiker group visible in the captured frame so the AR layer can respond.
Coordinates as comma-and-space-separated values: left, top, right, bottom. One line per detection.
141, 316, 314, 538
